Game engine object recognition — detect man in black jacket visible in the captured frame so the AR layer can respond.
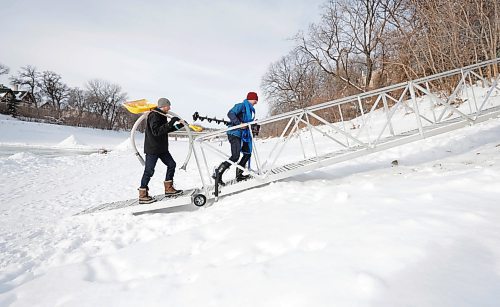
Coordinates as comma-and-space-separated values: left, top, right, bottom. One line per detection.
139, 97, 185, 204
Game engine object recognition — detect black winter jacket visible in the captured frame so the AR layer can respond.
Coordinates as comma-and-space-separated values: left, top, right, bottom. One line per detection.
144, 110, 183, 154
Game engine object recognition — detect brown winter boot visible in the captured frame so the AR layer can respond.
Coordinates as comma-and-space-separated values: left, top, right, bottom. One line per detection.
164, 180, 182, 195
138, 188, 156, 204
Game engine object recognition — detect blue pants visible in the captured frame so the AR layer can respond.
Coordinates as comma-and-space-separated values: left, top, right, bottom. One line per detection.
140, 152, 176, 189
228, 134, 251, 167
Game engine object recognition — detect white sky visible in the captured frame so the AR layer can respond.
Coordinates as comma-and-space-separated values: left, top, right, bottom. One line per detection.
0, 0, 324, 121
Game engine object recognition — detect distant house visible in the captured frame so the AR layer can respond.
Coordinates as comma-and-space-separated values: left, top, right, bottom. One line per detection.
0, 84, 35, 106
0, 85, 14, 103
14, 90, 35, 107
39, 102, 52, 110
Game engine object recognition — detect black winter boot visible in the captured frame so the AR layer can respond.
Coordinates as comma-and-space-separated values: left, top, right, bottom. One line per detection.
236, 168, 250, 182
212, 161, 230, 186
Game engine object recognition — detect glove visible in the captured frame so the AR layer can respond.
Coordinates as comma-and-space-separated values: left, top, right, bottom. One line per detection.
170, 116, 180, 123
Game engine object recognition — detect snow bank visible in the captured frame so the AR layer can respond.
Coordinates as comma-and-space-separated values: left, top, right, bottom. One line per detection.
113, 138, 133, 152
1, 89, 500, 306
6, 151, 39, 162
55, 135, 90, 149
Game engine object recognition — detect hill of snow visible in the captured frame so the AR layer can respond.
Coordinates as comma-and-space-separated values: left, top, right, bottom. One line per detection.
1, 97, 500, 306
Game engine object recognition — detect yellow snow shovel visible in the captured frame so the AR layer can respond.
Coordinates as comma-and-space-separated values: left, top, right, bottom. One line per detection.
123, 99, 203, 132
123, 99, 157, 114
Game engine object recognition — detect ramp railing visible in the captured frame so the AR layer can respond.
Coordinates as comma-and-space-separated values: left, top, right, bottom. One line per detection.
193, 58, 500, 195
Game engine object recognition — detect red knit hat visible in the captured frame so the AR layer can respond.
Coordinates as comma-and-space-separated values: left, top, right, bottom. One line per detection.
247, 92, 258, 101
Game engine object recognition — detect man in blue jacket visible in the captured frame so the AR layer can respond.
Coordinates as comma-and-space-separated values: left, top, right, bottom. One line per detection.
213, 92, 258, 185
138, 97, 185, 204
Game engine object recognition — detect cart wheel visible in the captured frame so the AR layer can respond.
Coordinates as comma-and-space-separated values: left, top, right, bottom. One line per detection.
192, 194, 207, 207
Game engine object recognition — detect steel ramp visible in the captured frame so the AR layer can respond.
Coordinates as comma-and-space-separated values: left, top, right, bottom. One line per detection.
194, 58, 500, 201
83, 58, 500, 211
77, 189, 199, 215
204, 103, 500, 199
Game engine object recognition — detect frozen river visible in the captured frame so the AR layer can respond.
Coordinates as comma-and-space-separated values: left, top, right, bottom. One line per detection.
0, 145, 99, 158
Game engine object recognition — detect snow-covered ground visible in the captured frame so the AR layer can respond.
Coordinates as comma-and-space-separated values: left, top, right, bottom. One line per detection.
1, 97, 500, 306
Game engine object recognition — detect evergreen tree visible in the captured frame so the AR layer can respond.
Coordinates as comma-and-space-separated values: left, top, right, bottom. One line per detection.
8, 94, 17, 117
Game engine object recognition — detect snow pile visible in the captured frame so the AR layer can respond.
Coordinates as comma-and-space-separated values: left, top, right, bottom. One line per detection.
113, 138, 133, 152
6, 151, 39, 162
55, 135, 89, 149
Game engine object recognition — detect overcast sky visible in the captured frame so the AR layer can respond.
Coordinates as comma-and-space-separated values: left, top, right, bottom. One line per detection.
0, 0, 324, 121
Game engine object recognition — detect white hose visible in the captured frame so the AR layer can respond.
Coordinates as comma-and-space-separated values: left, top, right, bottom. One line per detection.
168, 110, 194, 170
129, 110, 194, 169
130, 112, 148, 166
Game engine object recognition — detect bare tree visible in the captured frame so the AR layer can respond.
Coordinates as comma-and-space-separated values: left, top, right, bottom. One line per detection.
9, 66, 41, 108
68, 87, 87, 111
40, 71, 69, 113
104, 83, 127, 129
462, 0, 499, 76
296, 0, 399, 92
0, 63, 9, 76
263, 0, 499, 124
388, 0, 499, 79
262, 50, 322, 115
374, 0, 420, 81
5, 65, 133, 130
113, 107, 138, 130
85, 79, 127, 129
66, 87, 88, 125
342, 0, 394, 88
86, 79, 107, 116
296, 0, 364, 93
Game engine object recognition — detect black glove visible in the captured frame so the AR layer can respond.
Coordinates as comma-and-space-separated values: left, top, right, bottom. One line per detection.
170, 116, 180, 123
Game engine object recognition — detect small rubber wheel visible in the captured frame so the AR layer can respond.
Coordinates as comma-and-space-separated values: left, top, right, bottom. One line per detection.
192, 194, 207, 207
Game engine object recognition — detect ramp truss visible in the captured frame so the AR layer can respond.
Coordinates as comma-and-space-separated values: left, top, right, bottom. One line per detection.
80, 58, 500, 214
193, 58, 500, 200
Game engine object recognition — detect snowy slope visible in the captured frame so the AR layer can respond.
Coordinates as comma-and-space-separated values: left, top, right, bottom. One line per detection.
0, 114, 130, 150
1, 101, 500, 306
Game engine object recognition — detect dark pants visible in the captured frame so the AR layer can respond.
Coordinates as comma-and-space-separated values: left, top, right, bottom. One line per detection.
228, 134, 251, 167
140, 152, 176, 189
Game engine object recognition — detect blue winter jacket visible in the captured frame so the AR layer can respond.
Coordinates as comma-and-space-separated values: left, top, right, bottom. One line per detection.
227, 99, 255, 138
